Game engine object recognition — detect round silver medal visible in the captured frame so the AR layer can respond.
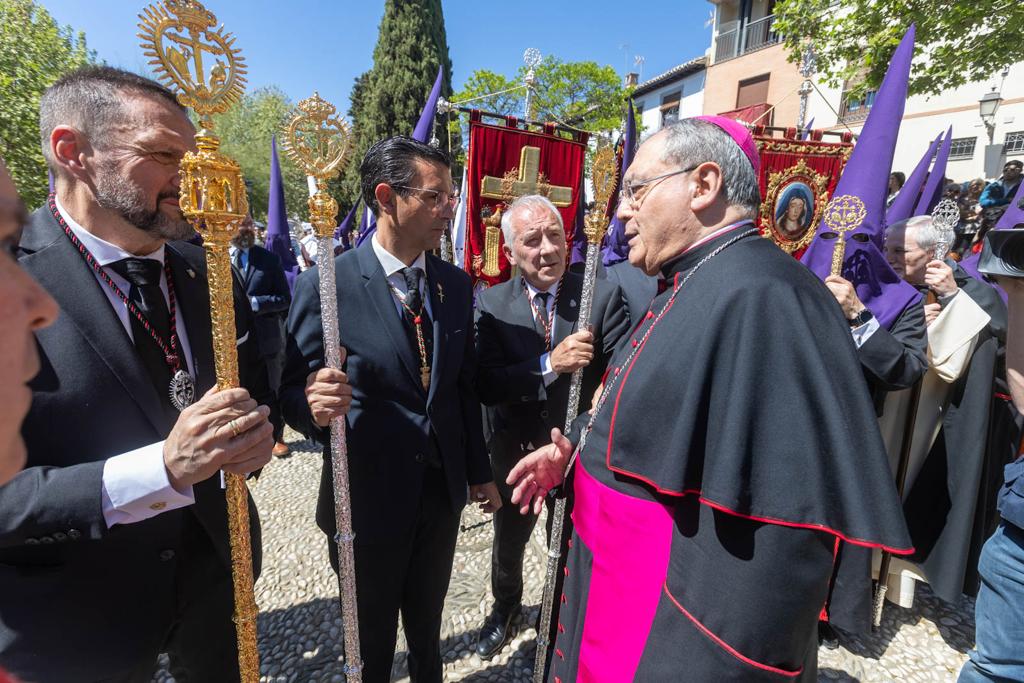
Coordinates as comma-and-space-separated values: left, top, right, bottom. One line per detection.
169, 369, 196, 411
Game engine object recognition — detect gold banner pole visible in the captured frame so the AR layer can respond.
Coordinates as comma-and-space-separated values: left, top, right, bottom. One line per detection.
138, 2, 260, 679
280, 93, 362, 681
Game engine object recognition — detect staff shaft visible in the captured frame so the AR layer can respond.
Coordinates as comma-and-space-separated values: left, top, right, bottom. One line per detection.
315, 228, 363, 680
205, 231, 261, 682
533, 243, 599, 683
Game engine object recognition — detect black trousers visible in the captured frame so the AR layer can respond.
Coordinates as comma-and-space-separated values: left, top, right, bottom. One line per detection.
329, 468, 460, 683
115, 524, 241, 683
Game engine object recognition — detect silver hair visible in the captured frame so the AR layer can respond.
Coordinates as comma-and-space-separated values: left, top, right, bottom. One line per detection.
659, 118, 761, 216
886, 215, 939, 253
500, 194, 564, 246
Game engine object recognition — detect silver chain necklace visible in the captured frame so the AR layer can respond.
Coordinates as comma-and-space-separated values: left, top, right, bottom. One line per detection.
567, 228, 758, 474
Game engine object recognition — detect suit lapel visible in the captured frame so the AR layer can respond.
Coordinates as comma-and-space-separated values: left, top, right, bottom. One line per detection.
425, 257, 452, 405
165, 244, 216, 393
512, 278, 546, 356
553, 273, 584, 347
19, 208, 169, 435
356, 242, 422, 390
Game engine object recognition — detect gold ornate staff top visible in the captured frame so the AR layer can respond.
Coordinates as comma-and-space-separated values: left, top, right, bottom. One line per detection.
822, 194, 866, 277
584, 142, 618, 245
280, 92, 352, 238
138, 2, 259, 680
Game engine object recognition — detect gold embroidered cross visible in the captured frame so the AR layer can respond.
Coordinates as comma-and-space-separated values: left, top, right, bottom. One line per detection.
481, 146, 573, 207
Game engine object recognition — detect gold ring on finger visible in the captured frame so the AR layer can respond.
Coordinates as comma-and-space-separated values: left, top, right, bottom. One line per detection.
229, 419, 241, 438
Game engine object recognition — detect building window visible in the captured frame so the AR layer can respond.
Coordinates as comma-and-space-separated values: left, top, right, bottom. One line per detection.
736, 74, 770, 109
838, 88, 877, 123
660, 91, 680, 129
947, 137, 978, 160
1005, 131, 1024, 154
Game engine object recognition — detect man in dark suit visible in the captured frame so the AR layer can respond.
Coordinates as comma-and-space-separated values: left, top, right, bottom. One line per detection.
473, 195, 630, 657
231, 217, 292, 456
280, 136, 501, 683
0, 66, 276, 682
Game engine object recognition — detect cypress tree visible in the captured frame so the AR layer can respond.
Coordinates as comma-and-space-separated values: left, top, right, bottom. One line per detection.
343, 0, 456, 203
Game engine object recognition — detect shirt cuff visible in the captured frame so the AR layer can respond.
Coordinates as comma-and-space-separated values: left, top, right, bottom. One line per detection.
540, 352, 558, 387
100, 441, 195, 528
850, 315, 881, 348
938, 289, 960, 308
250, 296, 259, 312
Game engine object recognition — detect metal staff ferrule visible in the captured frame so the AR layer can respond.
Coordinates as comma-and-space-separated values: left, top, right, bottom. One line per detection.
533, 143, 618, 683
282, 92, 362, 683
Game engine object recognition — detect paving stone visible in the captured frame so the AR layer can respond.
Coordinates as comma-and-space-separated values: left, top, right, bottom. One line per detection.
152, 428, 974, 682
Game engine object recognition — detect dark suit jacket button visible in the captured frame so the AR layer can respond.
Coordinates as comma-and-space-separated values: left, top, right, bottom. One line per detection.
540, 410, 549, 419
68, 529, 81, 540
521, 395, 531, 402
25, 538, 39, 545
52, 532, 67, 542
40, 536, 54, 544
414, 453, 425, 463
159, 550, 176, 562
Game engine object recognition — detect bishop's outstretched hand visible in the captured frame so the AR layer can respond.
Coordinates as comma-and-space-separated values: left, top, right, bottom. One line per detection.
507, 427, 574, 516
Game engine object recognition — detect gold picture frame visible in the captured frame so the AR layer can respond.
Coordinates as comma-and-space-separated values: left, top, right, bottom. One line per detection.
759, 158, 831, 254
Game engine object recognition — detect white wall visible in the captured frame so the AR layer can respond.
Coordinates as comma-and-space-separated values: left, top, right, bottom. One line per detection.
634, 69, 707, 137
811, 63, 1024, 182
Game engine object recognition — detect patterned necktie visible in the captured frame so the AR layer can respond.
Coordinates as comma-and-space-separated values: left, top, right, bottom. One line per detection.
533, 292, 552, 347
401, 266, 433, 375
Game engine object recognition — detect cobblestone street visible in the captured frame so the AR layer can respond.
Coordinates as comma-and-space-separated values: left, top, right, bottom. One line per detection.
158, 431, 978, 682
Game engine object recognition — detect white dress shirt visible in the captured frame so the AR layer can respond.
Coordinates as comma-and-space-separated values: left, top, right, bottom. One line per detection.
524, 278, 560, 387
371, 234, 433, 319
55, 198, 195, 528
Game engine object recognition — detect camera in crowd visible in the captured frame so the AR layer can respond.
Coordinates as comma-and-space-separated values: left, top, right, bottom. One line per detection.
978, 197, 1024, 278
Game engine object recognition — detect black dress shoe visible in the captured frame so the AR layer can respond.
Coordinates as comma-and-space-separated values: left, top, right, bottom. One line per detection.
817, 621, 840, 650
475, 605, 520, 659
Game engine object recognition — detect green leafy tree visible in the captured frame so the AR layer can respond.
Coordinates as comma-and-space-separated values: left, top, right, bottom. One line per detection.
774, 0, 1024, 97
214, 86, 308, 223
452, 57, 630, 146
344, 0, 457, 203
0, 0, 92, 208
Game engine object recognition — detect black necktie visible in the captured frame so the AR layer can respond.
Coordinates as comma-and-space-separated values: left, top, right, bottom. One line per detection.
401, 266, 433, 375
108, 258, 174, 407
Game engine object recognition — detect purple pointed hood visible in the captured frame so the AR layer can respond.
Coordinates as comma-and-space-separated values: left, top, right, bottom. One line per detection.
886, 133, 942, 226
265, 136, 300, 289
413, 65, 444, 143
995, 177, 1024, 229
602, 99, 637, 266
334, 200, 359, 250
801, 25, 922, 330
914, 125, 953, 215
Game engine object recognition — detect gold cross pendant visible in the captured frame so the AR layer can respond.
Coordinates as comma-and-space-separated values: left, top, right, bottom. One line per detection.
437, 282, 445, 304
420, 366, 431, 390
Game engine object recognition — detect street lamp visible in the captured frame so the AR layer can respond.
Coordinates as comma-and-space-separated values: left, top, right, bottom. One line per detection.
979, 87, 1003, 144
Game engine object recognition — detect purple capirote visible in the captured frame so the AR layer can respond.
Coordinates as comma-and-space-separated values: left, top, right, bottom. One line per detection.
800, 25, 922, 330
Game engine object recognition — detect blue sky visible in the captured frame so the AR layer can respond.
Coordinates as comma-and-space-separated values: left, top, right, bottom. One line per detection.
41, 0, 713, 115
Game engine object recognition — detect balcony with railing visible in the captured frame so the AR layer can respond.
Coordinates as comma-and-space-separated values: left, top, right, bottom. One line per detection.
714, 14, 779, 63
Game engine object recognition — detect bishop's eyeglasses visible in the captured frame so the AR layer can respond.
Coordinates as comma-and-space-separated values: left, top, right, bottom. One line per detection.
619, 165, 699, 208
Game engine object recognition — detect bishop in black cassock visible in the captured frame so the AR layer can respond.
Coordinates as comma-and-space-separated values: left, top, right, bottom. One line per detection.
508, 116, 911, 682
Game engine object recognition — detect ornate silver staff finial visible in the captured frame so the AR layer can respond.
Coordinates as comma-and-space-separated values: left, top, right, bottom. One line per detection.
523, 48, 542, 119
931, 198, 960, 261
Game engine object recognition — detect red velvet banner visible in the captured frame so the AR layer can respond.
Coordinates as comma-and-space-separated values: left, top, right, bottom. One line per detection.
751, 128, 854, 259
465, 113, 588, 286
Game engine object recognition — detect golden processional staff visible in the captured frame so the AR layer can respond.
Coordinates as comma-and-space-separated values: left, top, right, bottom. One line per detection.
533, 143, 618, 682
138, 1, 260, 678
280, 93, 363, 682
